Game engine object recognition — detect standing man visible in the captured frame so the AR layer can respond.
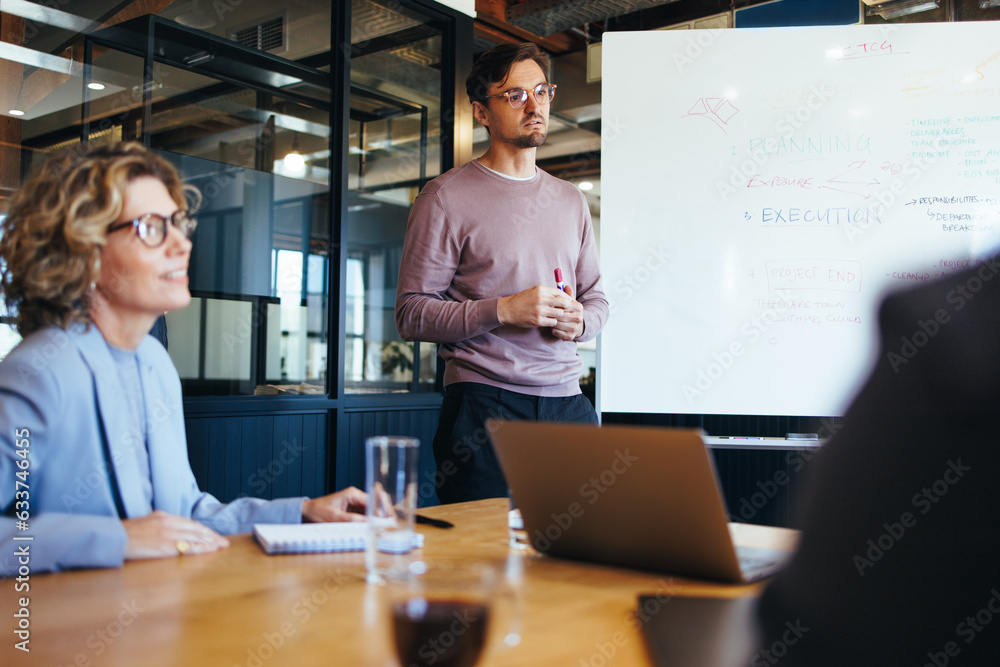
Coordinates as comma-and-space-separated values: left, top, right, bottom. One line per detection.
396, 43, 608, 504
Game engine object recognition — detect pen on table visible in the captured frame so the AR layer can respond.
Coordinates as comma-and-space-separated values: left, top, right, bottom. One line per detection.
554, 267, 566, 292
415, 514, 454, 529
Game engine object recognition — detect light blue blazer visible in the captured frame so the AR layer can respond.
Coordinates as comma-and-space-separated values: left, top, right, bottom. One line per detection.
0, 325, 304, 574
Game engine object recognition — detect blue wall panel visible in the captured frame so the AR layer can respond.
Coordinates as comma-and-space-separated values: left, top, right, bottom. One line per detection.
272, 416, 289, 501
344, 405, 442, 507
735, 0, 861, 27
185, 412, 329, 505
223, 418, 243, 501
711, 447, 816, 528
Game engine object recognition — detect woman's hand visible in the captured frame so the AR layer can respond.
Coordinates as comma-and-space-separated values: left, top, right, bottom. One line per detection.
122, 510, 229, 560
302, 486, 368, 523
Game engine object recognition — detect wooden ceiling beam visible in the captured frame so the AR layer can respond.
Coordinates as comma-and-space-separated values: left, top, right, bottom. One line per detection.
475, 0, 583, 54
473, 21, 523, 46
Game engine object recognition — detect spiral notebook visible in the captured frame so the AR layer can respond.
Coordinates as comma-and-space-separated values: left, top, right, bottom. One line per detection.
253, 522, 424, 555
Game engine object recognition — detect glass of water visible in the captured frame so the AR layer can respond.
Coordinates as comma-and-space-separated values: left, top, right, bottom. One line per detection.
366, 436, 420, 584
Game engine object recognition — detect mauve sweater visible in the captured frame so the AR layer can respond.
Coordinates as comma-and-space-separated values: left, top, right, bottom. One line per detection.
395, 160, 608, 397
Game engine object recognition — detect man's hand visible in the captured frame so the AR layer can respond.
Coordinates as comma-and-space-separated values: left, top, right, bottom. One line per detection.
498, 285, 572, 328
123, 510, 229, 560
551, 285, 585, 341
302, 486, 368, 523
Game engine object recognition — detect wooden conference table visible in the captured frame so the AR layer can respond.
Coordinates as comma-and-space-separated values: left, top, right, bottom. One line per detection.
3, 499, 797, 666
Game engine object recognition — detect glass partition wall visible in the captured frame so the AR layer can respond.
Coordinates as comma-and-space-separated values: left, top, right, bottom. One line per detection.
0, 0, 468, 503
0, 0, 469, 421
345, 0, 444, 394
76, 16, 335, 397
1, 1, 463, 396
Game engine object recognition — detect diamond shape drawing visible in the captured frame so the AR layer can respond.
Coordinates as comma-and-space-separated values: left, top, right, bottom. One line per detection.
684, 97, 740, 134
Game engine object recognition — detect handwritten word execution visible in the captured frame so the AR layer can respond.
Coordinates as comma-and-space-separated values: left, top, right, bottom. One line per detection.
759, 206, 883, 225
748, 133, 872, 157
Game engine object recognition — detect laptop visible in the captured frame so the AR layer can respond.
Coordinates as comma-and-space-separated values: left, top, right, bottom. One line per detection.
487, 420, 791, 583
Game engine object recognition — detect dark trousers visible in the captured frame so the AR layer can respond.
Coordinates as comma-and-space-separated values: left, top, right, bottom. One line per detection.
432, 382, 598, 504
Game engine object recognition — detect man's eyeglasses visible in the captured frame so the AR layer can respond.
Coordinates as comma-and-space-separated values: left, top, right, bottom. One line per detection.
483, 83, 557, 109
107, 211, 198, 248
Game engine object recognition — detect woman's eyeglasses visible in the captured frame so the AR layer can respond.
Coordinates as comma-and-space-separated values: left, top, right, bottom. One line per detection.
107, 211, 197, 248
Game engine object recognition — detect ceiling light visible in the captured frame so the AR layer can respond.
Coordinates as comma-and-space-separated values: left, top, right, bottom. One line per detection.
282, 135, 306, 175
283, 151, 305, 173
863, 0, 940, 20
8, 109, 25, 116
87, 82, 106, 90
578, 181, 594, 191
182, 51, 214, 67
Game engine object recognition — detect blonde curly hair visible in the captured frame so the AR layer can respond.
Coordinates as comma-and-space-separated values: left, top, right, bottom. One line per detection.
1, 142, 199, 336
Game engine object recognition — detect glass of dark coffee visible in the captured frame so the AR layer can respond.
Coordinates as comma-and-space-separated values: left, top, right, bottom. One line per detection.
385, 561, 499, 667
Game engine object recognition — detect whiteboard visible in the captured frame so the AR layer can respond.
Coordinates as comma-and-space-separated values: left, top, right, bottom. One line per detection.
600, 24, 1000, 417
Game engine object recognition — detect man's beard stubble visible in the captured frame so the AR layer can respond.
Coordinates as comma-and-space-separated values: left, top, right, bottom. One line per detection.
511, 129, 546, 149
512, 135, 546, 149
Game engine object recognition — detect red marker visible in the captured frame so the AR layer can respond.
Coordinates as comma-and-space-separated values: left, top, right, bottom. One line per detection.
554, 268, 566, 292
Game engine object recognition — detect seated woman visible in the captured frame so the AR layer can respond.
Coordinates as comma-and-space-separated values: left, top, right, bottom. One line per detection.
0, 142, 366, 574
